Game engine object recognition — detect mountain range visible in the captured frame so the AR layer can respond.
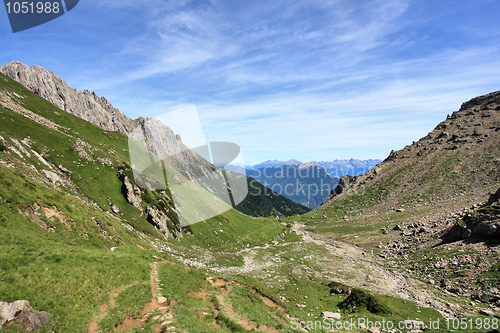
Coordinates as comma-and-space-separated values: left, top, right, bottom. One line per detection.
246, 162, 338, 209
249, 158, 381, 178
0, 61, 499, 332
0, 61, 308, 220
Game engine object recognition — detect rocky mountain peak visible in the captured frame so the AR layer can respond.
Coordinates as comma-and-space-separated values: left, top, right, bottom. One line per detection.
298, 161, 320, 169
0, 61, 187, 161
0, 61, 134, 133
458, 90, 500, 112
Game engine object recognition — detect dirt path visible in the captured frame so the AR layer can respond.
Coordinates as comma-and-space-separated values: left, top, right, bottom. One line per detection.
209, 279, 282, 333
149, 262, 160, 308
87, 262, 174, 333
178, 219, 455, 318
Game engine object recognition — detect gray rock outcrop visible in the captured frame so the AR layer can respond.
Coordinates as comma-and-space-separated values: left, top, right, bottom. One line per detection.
73, 138, 93, 161
442, 187, 500, 242
41, 169, 61, 185
321, 311, 341, 320
118, 172, 142, 208
328, 175, 357, 199
0, 300, 50, 332
0, 61, 133, 133
0, 61, 188, 161
146, 206, 172, 237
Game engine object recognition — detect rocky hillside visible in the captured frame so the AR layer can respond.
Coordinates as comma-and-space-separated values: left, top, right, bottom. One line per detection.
329, 90, 500, 214
300, 90, 500, 316
0, 61, 133, 133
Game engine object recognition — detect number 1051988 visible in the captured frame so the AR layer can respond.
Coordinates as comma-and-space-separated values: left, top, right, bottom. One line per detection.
5, 1, 60, 14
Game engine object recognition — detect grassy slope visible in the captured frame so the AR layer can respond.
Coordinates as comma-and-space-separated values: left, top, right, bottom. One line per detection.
0, 73, 284, 332
0, 163, 154, 332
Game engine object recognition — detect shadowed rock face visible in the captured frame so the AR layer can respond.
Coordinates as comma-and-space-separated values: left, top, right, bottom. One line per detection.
442, 187, 500, 243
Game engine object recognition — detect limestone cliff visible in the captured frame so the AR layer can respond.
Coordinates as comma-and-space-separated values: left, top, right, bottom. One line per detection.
0, 61, 187, 160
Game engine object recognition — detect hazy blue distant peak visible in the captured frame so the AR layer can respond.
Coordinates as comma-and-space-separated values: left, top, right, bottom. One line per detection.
250, 159, 302, 169
298, 161, 320, 169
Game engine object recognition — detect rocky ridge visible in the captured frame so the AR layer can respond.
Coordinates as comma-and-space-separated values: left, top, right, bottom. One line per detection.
329, 89, 500, 211
0, 61, 188, 162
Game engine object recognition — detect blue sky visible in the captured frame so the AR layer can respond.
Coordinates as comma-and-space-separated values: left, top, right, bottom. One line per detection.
1, 0, 500, 164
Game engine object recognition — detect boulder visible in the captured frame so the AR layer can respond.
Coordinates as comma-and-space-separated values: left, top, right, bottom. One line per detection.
41, 169, 61, 185
57, 164, 71, 174
111, 205, 121, 214
321, 311, 341, 320
0, 300, 50, 332
97, 157, 113, 167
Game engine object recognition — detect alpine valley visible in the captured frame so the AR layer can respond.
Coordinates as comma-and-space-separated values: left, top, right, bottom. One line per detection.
0, 62, 499, 333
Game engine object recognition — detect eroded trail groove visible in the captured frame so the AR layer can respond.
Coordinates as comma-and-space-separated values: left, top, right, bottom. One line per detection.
87, 262, 175, 333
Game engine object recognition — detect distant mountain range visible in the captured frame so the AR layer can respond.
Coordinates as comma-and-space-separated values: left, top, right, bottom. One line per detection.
248, 158, 381, 178
249, 159, 302, 169
316, 159, 381, 177
244, 159, 380, 209
247, 162, 338, 209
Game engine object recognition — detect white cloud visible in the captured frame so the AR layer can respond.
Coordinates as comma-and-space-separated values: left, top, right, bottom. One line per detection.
60, 0, 500, 164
